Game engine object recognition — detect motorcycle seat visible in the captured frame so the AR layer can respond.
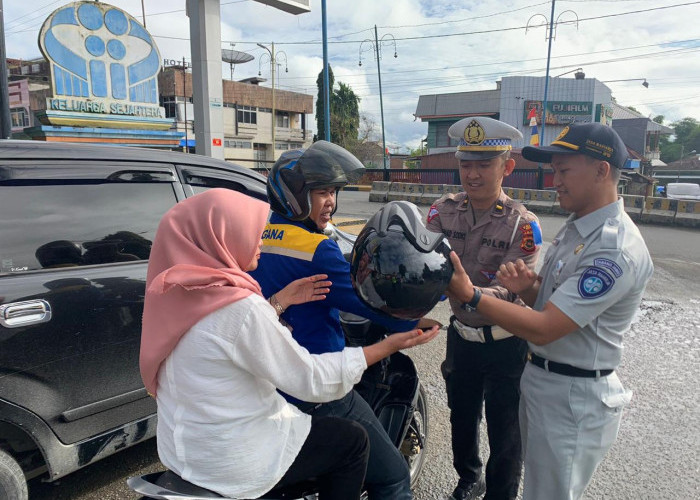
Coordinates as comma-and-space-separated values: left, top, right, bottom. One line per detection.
155, 470, 224, 497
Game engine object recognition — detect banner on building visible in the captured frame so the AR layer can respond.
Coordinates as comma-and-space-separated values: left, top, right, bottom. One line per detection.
595, 104, 614, 126
527, 107, 539, 146
523, 100, 593, 126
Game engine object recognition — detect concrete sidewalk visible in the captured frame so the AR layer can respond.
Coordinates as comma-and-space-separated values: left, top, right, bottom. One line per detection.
330, 216, 367, 235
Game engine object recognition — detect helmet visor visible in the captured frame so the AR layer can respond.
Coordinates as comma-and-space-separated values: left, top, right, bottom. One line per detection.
352, 228, 453, 320
296, 140, 365, 187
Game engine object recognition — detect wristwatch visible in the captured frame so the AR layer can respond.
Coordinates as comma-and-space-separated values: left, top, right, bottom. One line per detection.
460, 287, 482, 312
269, 294, 285, 315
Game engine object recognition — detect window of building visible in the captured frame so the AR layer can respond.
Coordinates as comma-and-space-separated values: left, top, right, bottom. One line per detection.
224, 139, 252, 149
435, 123, 459, 148
276, 112, 290, 128
275, 143, 289, 150
10, 108, 29, 128
160, 97, 177, 119
258, 107, 272, 113
237, 105, 257, 125
289, 143, 303, 149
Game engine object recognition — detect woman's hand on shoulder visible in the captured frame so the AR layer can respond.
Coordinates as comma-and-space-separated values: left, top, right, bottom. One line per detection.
275, 274, 332, 310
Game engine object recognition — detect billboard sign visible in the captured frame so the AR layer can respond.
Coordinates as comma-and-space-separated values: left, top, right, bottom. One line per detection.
523, 100, 594, 126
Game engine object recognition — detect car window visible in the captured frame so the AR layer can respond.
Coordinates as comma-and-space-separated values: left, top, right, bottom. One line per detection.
0, 182, 177, 273
185, 172, 267, 201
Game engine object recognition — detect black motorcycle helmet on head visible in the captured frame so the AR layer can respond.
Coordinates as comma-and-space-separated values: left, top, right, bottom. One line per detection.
350, 201, 454, 320
267, 140, 365, 222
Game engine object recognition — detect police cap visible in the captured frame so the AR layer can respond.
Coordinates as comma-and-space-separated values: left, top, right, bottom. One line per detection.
449, 116, 523, 161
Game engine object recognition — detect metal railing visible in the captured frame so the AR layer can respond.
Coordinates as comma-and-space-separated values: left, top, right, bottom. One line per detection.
249, 167, 547, 189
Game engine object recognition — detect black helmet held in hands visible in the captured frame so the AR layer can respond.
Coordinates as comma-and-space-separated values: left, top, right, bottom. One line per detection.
350, 201, 454, 320
267, 140, 365, 221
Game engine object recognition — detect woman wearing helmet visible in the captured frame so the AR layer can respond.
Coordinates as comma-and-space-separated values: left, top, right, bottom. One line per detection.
251, 141, 437, 500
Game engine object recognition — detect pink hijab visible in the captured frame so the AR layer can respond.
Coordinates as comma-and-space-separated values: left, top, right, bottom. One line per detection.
140, 188, 269, 395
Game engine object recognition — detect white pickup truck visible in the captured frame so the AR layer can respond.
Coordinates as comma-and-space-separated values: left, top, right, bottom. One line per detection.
666, 182, 700, 200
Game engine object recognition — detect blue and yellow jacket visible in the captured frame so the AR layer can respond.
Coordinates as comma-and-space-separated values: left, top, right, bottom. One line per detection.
251, 213, 416, 358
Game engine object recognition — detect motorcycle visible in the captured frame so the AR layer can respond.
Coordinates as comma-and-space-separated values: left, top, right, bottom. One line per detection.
127, 223, 429, 499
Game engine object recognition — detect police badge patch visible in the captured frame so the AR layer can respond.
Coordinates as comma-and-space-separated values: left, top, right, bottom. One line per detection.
464, 120, 486, 145
519, 220, 543, 253
427, 205, 439, 223
577, 266, 615, 299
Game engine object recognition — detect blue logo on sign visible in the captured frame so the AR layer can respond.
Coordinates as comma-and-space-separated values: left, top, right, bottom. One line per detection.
39, 1, 161, 103
578, 267, 614, 299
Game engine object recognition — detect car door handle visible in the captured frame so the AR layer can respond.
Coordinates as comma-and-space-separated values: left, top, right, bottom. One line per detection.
0, 300, 52, 328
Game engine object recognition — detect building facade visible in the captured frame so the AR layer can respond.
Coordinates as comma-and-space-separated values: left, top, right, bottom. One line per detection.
414, 75, 668, 172
158, 66, 313, 167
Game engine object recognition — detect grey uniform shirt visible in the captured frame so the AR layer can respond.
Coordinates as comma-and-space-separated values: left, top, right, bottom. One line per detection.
533, 198, 653, 370
427, 190, 541, 327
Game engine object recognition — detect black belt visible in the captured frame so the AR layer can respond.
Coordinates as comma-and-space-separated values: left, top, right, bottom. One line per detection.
528, 353, 613, 378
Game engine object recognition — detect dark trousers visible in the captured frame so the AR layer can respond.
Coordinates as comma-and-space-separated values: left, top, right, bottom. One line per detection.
295, 390, 413, 500
443, 323, 528, 500
273, 416, 369, 500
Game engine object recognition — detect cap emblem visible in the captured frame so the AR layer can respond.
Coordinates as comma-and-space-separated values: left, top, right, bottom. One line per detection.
464, 120, 486, 145
555, 126, 570, 142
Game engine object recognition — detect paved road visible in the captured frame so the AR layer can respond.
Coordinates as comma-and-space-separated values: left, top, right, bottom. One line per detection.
29, 192, 700, 499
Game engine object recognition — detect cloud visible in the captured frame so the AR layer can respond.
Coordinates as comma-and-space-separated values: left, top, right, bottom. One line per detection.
5, 0, 700, 150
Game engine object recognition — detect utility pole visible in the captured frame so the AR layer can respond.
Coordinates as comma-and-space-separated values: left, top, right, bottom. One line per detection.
359, 28, 397, 178
374, 25, 387, 171
0, 0, 12, 139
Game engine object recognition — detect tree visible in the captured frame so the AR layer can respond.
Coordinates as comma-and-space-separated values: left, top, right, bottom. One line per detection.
653, 115, 664, 124
314, 66, 334, 142
659, 117, 700, 163
404, 146, 426, 169
347, 115, 382, 166
331, 82, 360, 149
314, 65, 361, 150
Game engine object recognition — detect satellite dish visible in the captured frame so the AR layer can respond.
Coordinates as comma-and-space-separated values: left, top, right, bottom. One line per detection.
222, 48, 254, 81
222, 49, 254, 65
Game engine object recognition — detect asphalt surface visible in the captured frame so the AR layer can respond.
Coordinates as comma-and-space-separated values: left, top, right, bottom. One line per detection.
28, 192, 700, 499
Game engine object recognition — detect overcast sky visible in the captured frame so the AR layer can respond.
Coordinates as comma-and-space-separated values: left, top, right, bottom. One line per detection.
5, 0, 700, 152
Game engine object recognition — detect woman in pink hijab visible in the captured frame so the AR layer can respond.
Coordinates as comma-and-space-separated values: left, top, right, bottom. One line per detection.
140, 189, 439, 500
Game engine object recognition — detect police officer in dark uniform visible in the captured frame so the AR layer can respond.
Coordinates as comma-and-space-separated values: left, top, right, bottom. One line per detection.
426, 117, 542, 500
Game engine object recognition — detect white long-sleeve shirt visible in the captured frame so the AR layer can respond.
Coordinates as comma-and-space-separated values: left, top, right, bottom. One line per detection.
156, 293, 367, 498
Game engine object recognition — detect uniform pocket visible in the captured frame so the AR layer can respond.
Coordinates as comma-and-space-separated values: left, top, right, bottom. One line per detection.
602, 390, 633, 413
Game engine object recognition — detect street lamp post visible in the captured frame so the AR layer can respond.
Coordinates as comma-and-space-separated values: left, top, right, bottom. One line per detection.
258, 42, 288, 159
526, 3, 578, 144
359, 27, 397, 176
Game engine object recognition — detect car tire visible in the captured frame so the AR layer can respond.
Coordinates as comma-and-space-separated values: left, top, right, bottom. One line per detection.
0, 449, 28, 500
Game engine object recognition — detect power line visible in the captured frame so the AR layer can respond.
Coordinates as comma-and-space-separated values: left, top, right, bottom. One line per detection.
237, 1, 700, 45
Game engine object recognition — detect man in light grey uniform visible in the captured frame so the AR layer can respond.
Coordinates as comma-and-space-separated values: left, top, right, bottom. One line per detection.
446, 122, 654, 500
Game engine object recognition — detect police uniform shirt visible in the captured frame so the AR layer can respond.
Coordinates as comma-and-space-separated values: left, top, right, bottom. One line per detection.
532, 199, 653, 370
427, 190, 542, 326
